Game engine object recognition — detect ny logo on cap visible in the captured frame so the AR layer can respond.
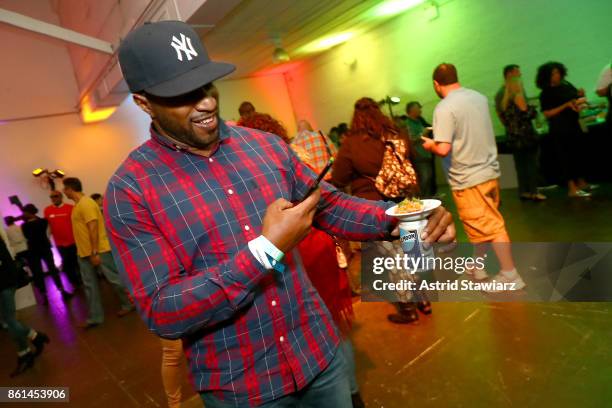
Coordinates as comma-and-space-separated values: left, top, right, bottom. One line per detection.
170, 33, 198, 61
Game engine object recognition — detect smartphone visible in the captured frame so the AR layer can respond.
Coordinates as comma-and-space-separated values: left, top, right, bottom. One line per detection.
300, 158, 334, 201
422, 127, 433, 139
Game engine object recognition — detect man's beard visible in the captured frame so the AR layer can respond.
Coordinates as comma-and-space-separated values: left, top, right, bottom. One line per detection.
156, 113, 219, 150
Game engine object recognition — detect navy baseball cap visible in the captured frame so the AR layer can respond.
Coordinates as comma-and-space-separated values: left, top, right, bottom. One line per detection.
118, 20, 235, 97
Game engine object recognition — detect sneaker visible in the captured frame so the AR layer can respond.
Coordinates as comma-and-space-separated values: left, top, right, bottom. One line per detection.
482, 273, 526, 293
32, 332, 50, 357
10, 352, 35, 377
465, 268, 488, 280
569, 190, 591, 198
532, 193, 547, 201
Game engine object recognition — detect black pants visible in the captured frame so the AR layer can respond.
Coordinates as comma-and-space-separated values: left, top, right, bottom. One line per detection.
513, 146, 539, 195
57, 245, 81, 286
27, 247, 64, 295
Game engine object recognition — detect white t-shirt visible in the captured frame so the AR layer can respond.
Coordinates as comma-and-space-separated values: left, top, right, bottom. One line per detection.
596, 64, 612, 96
433, 87, 500, 190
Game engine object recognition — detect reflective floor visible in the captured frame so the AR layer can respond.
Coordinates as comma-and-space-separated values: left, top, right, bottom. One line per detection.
2, 184, 611, 407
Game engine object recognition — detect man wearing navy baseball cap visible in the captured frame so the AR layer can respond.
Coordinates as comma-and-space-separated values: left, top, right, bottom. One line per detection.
106, 20, 455, 407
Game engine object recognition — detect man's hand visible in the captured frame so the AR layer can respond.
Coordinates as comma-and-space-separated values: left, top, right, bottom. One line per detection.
262, 189, 321, 253
421, 206, 456, 244
89, 253, 102, 267
421, 136, 435, 152
390, 206, 456, 244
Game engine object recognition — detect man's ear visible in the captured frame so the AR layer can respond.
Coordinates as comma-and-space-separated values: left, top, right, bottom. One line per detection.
133, 93, 154, 117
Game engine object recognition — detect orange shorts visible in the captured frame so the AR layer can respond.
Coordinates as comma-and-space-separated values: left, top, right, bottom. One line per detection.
451, 178, 508, 243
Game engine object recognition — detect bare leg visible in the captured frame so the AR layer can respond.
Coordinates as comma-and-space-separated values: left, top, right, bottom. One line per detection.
491, 233, 515, 273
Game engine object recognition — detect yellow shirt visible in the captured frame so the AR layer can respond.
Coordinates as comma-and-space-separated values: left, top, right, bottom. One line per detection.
71, 196, 111, 257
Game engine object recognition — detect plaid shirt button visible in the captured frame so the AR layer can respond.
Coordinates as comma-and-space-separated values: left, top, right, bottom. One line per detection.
228, 189, 234, 194
271, 300, 277, 306
244, 225, 250, 231
279, 336, 285, 342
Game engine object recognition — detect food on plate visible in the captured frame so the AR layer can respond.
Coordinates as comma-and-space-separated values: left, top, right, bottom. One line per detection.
395, 197, 424, 214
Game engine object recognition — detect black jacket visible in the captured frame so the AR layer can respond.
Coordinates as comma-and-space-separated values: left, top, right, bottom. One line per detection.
0, 237, 18, 291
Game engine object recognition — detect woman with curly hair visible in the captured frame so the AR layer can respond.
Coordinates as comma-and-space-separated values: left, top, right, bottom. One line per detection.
536, 62, 592, 197
331, 97, 430, 325
237, 112, 365, 408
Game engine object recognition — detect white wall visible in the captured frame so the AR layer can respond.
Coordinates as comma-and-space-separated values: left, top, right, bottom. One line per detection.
0, 73, 295, 218
285, 0, 612, 134
0, 98, 149, 219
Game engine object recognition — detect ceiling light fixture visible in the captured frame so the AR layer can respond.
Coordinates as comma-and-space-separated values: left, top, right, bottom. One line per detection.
80, 95, 117, 124
370, 0, 426, 17
299, 32, 355, 54
272, 47, 290, 63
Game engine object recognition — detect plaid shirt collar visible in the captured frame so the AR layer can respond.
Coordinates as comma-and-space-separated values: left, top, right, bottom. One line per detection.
149, 118, 231, 155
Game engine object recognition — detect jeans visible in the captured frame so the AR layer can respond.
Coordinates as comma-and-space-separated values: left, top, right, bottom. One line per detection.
78, 251, 132, 324
414, 158, 437, 197
0, 287, 31, 352
339, 338, 358, 394
57, 245, 81, 287
513, 147, 539, 195
201, 348, 352, 408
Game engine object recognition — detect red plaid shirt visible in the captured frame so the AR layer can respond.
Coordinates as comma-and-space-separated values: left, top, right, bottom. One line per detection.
105, 122, 394, 406
291, 130, 338, 180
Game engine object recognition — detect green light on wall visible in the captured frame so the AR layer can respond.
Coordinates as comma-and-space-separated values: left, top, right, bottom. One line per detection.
298, 32, 355, 54
370, 0, 426, 17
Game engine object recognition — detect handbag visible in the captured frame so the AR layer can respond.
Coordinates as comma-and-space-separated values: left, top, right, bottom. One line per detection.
373, 130, 419, 198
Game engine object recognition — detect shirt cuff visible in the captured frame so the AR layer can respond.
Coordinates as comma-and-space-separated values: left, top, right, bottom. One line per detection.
247, 235, 284, 270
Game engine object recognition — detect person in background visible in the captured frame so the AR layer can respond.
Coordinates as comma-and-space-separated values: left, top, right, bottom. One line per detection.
403, 101, 437, 197
292, 119, 338, 177
495, 65, 546, 201
4, 216, 29, 265
21, 204, 72, 304
160, 338, 184, 408
1, 236, 50, 377
238, 111, 365, 408
536, 62, 593, 198
44, 191, 81, 288
422, 63, 525, 290
595, 62, 611, 132
238, 101, 255, 120
62, 177, 134, 328
332, 97, 433, 323
90, 193, 104, 213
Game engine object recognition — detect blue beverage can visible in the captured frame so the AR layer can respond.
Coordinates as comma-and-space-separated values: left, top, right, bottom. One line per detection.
399, 219, 434, 273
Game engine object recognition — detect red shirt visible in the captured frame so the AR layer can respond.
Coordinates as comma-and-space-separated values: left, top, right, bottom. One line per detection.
44, 203, 75, 247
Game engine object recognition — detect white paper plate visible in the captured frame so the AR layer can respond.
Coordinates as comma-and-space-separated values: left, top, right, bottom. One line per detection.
385, 199, 442, 222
